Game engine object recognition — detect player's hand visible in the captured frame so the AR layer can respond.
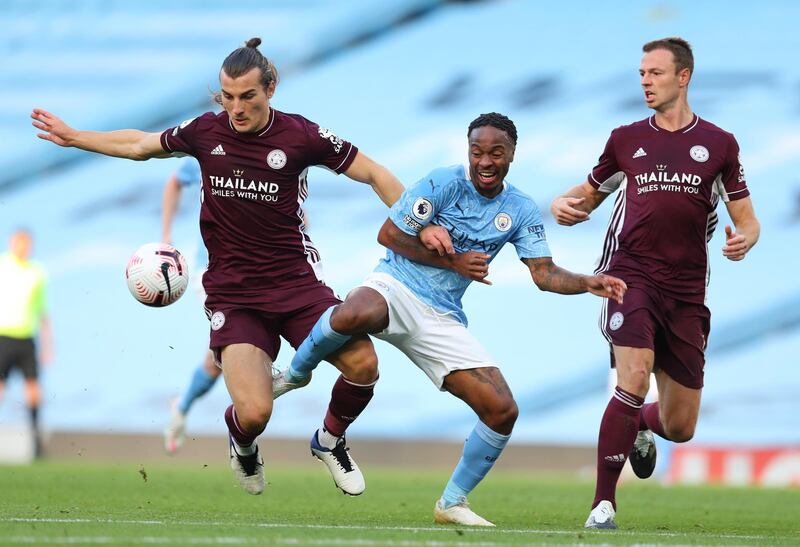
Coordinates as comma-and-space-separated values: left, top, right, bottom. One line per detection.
586, 274, 627, 304
31, 108, 75, 147
449, 251, 492, 285
550, 196, 590, 226
420, 225, 454, 256
722, 224, 749, 261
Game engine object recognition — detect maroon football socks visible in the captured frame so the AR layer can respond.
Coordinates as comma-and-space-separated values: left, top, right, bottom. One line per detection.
592, 386, 645, 510
322, 374, 377, 437
639, 402, 668, 439
224, 404, 260, 449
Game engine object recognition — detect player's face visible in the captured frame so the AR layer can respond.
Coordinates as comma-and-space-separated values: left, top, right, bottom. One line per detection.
219, 67, 275, 133
639, 49, 689, 111
467, 126, 515, 198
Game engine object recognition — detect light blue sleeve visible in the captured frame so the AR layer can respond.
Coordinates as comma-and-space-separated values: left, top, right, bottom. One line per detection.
388, 168, 456, 235
175, 158, 201, 187
511, 199, 552, 259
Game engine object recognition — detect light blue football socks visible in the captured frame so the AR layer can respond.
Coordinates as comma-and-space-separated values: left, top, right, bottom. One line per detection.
178, 364, 219, 414
441, 420, 510, 507
286, 306, 351, 382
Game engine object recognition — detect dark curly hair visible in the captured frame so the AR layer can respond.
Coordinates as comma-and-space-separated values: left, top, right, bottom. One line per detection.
468, 112, 518, 146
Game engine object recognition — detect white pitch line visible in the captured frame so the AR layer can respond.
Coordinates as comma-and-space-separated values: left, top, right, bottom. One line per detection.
0, 516, 782, 542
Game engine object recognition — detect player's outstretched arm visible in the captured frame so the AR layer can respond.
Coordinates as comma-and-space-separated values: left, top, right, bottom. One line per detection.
31, 108, 167, 161
523, 257, 626, 303
722, 197, 760, 261
344, 152, 404, 207
378, 219, 492, 284
550, 181, 609, 226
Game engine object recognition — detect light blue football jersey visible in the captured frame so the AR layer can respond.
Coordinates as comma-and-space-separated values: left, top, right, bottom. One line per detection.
173, 157, 208, 267
375, 164, 551, 325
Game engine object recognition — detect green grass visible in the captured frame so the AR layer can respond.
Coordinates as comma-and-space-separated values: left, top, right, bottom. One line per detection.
1, 461, 798, 545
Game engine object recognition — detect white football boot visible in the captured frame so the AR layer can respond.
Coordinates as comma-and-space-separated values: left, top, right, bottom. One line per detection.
434, 497, 495, 527
272, 367, 312, 399
584, 500, 617, 529
229, 437, 265, 495
310, 431, 365, 495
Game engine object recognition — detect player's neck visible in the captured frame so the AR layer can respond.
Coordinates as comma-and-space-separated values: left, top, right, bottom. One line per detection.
653, 102, 693, 132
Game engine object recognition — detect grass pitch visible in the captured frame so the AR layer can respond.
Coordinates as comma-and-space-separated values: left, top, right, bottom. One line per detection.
1, 461, 798, 545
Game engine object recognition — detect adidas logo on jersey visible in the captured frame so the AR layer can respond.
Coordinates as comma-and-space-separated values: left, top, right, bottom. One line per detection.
604, 453, 626, 463
632, 147, 647, 159
211, 144, 226, 156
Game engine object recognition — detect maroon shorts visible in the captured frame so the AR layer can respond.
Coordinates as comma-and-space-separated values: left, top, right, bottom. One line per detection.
600, 285, 710, 389
204, 283, 341, 361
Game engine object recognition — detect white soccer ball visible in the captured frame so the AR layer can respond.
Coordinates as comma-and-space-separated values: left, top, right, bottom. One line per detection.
125, 243, 189, 307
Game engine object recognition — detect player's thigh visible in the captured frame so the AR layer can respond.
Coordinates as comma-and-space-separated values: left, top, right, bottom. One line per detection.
206, 305, 281, 364
331, 286, 389, 334
220, 343, 273, 412
443, 367, 515, 416
612, 345, 655, 395
654, 300, 710, 391
386, 309, 497, 392
281, 284, 341, 350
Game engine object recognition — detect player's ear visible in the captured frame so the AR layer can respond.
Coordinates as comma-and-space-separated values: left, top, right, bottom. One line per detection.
679, 67, 691, 87
266, 80, 276, 99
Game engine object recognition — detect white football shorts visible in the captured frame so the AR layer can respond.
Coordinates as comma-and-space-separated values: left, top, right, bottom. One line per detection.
359, 272, 497, 390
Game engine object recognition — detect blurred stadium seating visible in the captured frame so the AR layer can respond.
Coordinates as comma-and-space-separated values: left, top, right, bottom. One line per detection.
1, 0, 798, 461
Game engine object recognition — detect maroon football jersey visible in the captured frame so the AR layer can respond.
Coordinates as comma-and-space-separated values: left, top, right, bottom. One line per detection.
160, 109, 358, 309
589, 115, 749, 303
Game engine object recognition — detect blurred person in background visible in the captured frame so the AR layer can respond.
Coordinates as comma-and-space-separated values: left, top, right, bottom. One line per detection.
31, 37, 418, 497
551, 37, 760, 529
160, 157, 221, 455
0, 228, 54, 458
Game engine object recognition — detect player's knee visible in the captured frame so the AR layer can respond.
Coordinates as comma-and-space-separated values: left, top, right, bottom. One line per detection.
236, 401, 272, 434
664, 420, 695, 443
331, 300, 387, 335
618, 367, 650, 395
483, 397, 518, 435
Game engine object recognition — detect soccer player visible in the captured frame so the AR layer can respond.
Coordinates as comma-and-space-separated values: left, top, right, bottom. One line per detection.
32, 37, 406, 496
550, 38, 760, 529
160, 157, 221, 454
0, 228, 54, 458
274, 113, 628, 526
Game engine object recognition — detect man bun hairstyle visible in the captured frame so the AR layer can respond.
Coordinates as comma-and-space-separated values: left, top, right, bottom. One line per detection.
215, 37, 280, 104
643, 37, 694, 75
468, 112, 518, 146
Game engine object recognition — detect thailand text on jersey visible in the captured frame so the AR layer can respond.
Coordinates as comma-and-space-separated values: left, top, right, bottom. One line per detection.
589, 115, 749, 303
160, 109, 358, 309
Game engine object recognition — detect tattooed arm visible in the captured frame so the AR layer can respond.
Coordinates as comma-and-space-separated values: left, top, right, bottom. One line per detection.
378, 219, 492, 284
523, 257, 626, 303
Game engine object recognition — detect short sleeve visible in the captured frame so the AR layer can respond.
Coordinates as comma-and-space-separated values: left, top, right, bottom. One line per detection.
388, 168, 455, 235
175, 157, 201, 187
511, 200, 552, 259
304, 119, 359, 174
717, 134, 750, 202
160, 113, 213, 157
31, 269, 47, 318
588, 130, 624, 193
